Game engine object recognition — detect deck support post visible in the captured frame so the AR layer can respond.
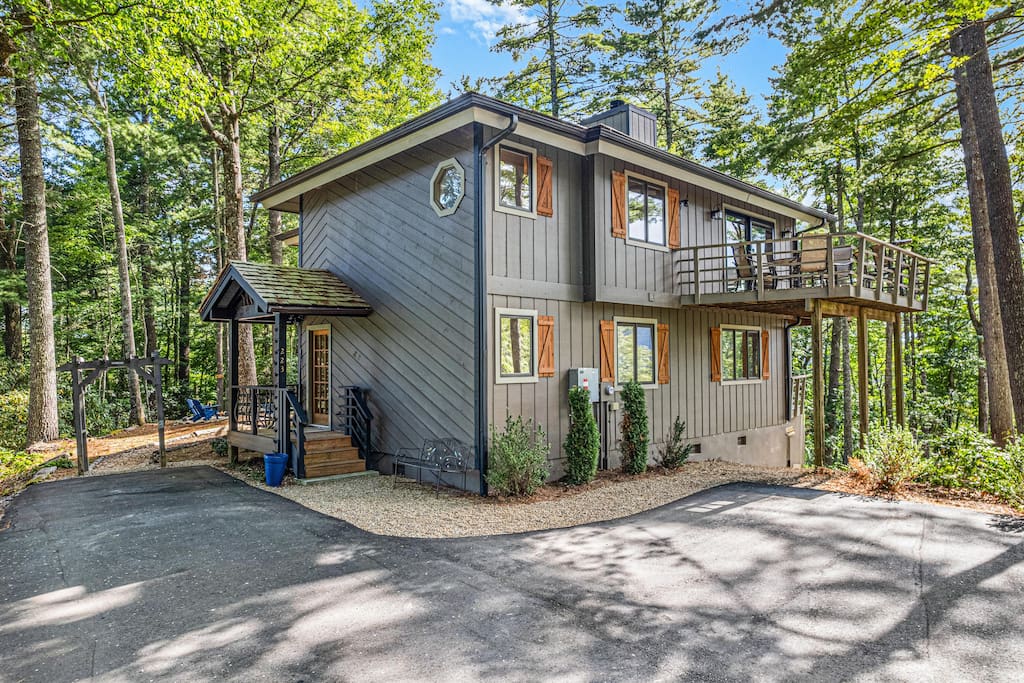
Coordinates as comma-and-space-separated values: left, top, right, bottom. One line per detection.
273, 312, 288, 455
812, 299, 825, 467
857, 308, 870, 449
228, 318, 239, 464
894, 313, 906, 427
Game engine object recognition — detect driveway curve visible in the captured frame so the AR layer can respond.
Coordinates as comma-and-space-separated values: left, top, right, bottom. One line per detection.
1, 466, 1022, 682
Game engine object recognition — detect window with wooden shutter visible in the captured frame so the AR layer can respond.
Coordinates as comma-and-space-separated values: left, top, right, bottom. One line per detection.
537, 156, 553, 217
599, 319, 615, 383
710, 327, 722, 382
611, 171, 627, 238
761, 329, 770, 380
657, 323, 670, 384
537, 315, 555, 377
667, 187, 681, 249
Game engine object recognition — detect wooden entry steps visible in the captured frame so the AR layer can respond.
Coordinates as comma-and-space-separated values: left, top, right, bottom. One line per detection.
298, 430, 365, 478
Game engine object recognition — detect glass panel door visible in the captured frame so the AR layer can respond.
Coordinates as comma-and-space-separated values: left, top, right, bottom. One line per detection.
309, 329, 330, 426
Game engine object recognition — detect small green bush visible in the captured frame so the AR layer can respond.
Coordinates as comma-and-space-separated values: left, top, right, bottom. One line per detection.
0, 389, 28, 450
657, 417, 693, 469
211, 437, 229, 457
487, 415, 550, 497
922, 427, 1024, 505
862, 425, 924, 490
620, 380, 649, 475
564, 387, 600, 485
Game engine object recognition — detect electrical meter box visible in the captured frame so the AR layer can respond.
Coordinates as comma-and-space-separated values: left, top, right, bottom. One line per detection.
568, 368, 600, 403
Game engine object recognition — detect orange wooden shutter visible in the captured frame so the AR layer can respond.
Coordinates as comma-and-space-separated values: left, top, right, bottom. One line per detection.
599, 320, 616, 383
761, 329, 770, 380
667, 187, 681, 249
657, 323, 670, 384
611, 171, 627, 238
537, 156, 553, 217
537, 315, 555, 377
710, 327, 722, 382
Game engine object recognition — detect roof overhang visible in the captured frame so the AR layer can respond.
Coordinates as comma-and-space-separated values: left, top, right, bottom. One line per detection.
199, 262, 373, 323
252, 92, 836, 226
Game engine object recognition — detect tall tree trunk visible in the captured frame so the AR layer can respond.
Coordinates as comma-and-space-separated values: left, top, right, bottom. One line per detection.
267, 122, 283, 266
951, 29, 1015, 442
825, 319, 842, 464
884, 326, 893, 426
965, 260, 991, 434
89, 81, 145, 425
137, 110, 157, 359
212, 149, 226, 409
954, 21, 1024, 427
0, 191, 22, 361
220, 113, 257, 386
546, 0, 558, 118
14, 65, 58, 444
176, 232, 191, 396
841, 317, 853, 464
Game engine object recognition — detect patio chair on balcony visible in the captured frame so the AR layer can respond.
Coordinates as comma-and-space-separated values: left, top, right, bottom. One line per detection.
730, 244, 773, 292
797, 233, 828, 287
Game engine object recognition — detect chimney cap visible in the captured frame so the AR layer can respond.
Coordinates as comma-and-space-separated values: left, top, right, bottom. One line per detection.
610, 98, 626, 108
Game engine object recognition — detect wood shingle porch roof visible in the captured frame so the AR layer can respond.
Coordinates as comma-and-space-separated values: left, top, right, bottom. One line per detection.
199, 261, 372, 322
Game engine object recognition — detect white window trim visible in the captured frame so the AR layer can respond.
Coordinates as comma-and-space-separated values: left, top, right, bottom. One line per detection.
494, 141, 538, 219
304, 323, 333, 426
718, 324, 764, 384
429, 158, 466, 218
495, 307, 539, 384
613, 315, 659, 389
624, 171, 671, 251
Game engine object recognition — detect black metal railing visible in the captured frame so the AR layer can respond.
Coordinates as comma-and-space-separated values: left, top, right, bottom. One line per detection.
340, 385, 373, 463
232, 384, 308, 477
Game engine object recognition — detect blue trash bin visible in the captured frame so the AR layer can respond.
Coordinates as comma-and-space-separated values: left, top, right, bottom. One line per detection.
264, 453, 288, 487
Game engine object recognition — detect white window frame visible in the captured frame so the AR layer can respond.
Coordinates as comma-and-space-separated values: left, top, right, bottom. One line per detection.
624, 171, 671, 252
495, 307, 539, 384
614, 315, 659, 388
494, 142, 538, 219
719, 323, 764, 385
429, 158, 466, 217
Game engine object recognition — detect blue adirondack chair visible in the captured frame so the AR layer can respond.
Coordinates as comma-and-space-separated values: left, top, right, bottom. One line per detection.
186, 398, 219, 422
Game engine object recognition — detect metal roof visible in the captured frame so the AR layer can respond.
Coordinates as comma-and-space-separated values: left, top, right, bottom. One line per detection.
199, 261, 372, 322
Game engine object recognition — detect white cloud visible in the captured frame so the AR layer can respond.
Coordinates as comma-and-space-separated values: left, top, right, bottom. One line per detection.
447, 0, 527, 43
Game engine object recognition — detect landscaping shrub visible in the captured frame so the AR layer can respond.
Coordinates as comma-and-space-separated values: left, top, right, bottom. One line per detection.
922, 427, 1024, 506
487, 415, 550, 497
0, 389, 28, 450
657, 416, 693, 469
211, 437, 229, 457
861, 425, 924, 490
620, 380, 649, 475
564, 386, 599, 485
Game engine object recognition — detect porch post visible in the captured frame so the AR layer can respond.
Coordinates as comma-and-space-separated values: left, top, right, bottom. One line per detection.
894, 313, 906, 427
228, 318, 239, 464
273, 312, 288, 455
812, 299, 825, 467
857, 308, 870, 449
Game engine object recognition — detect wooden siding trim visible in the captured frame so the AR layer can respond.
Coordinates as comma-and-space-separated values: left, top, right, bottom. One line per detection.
761, 329, 771, 380
710, 327, 722, 382
657, 323, 670, 384
667, 187, 681, 249
611, 171, 627, 238
537, 155, 554, 217
599, 319, 615, 383
537, 315, 555, 377
488, 277, 583, 301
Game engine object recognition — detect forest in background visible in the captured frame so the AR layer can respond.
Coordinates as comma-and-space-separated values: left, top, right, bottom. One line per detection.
0, 0, 1021, 473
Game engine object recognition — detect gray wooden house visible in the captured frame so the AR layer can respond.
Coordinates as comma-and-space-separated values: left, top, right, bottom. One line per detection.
200, 93, 929, 492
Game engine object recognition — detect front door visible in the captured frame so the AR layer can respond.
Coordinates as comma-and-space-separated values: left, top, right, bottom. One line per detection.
309, 329, 330, 426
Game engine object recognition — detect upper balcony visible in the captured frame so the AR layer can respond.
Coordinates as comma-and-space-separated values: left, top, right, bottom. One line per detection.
675, 232, 931, 317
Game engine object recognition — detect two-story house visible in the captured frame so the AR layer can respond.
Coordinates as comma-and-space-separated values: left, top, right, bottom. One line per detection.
200, 93, 930, 492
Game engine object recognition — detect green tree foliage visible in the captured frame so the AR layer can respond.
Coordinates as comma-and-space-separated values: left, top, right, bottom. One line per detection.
619, 380, 649, 474
564, 386, 600, 484
696, 72, 763, 180
487, 415, 550, 496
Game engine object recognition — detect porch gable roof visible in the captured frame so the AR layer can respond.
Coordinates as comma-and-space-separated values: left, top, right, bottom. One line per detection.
199, 261, 372, 322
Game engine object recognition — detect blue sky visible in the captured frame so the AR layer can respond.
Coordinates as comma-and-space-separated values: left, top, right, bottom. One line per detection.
430, 0, 788, 110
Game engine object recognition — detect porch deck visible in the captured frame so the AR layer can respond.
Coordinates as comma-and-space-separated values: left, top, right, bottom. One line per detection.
675, 232, 930, 318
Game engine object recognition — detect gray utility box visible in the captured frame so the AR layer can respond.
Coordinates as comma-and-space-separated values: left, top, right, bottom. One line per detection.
568, 368, 600, 403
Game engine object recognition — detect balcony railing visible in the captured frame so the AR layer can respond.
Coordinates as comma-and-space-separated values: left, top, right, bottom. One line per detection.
675, 232, 931, 312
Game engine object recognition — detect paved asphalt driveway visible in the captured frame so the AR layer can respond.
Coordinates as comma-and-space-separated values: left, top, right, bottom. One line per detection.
1, 467, 1023, 682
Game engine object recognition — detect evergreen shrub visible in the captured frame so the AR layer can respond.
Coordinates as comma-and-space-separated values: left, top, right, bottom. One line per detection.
564, 386, 599, 484
487, 415, 550, 497
620, 380, 649, 475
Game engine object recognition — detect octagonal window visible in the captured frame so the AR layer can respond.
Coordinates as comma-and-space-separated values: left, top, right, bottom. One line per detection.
430, 159, 465, 217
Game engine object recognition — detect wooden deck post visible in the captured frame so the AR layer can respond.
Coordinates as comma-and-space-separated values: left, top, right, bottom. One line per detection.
857, 308, 870, 449
894, 313, 906, 427
228, 319, 239, 463
812, 299, 825, 467
151, 352, 167, 468
273, 312, 288, 455
69, 357, 89, 475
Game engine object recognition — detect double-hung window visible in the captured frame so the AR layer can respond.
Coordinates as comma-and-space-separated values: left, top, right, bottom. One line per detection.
720, 326, 761, 381
627, 176, 667, 246
616, 318, 656, 384
497, 144, 534, 214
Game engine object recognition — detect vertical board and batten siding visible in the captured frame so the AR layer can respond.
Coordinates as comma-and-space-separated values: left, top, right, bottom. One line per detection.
590, 154, 797, 301
488, 294, 788, 477
486, 131, 584, 287
298, 126, 477, 457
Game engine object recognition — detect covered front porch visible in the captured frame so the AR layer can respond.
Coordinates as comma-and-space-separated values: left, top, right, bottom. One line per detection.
199, 261, 375, 480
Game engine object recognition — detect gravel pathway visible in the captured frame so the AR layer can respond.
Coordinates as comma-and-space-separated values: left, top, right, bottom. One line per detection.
228, 460, 808, 538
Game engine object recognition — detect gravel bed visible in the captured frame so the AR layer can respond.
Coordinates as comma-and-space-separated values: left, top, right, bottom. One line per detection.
225, 460, 807, 538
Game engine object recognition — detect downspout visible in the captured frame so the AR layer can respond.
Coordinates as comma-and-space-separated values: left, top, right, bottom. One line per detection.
474, 114, 518, 496
784, 317, 800, 421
